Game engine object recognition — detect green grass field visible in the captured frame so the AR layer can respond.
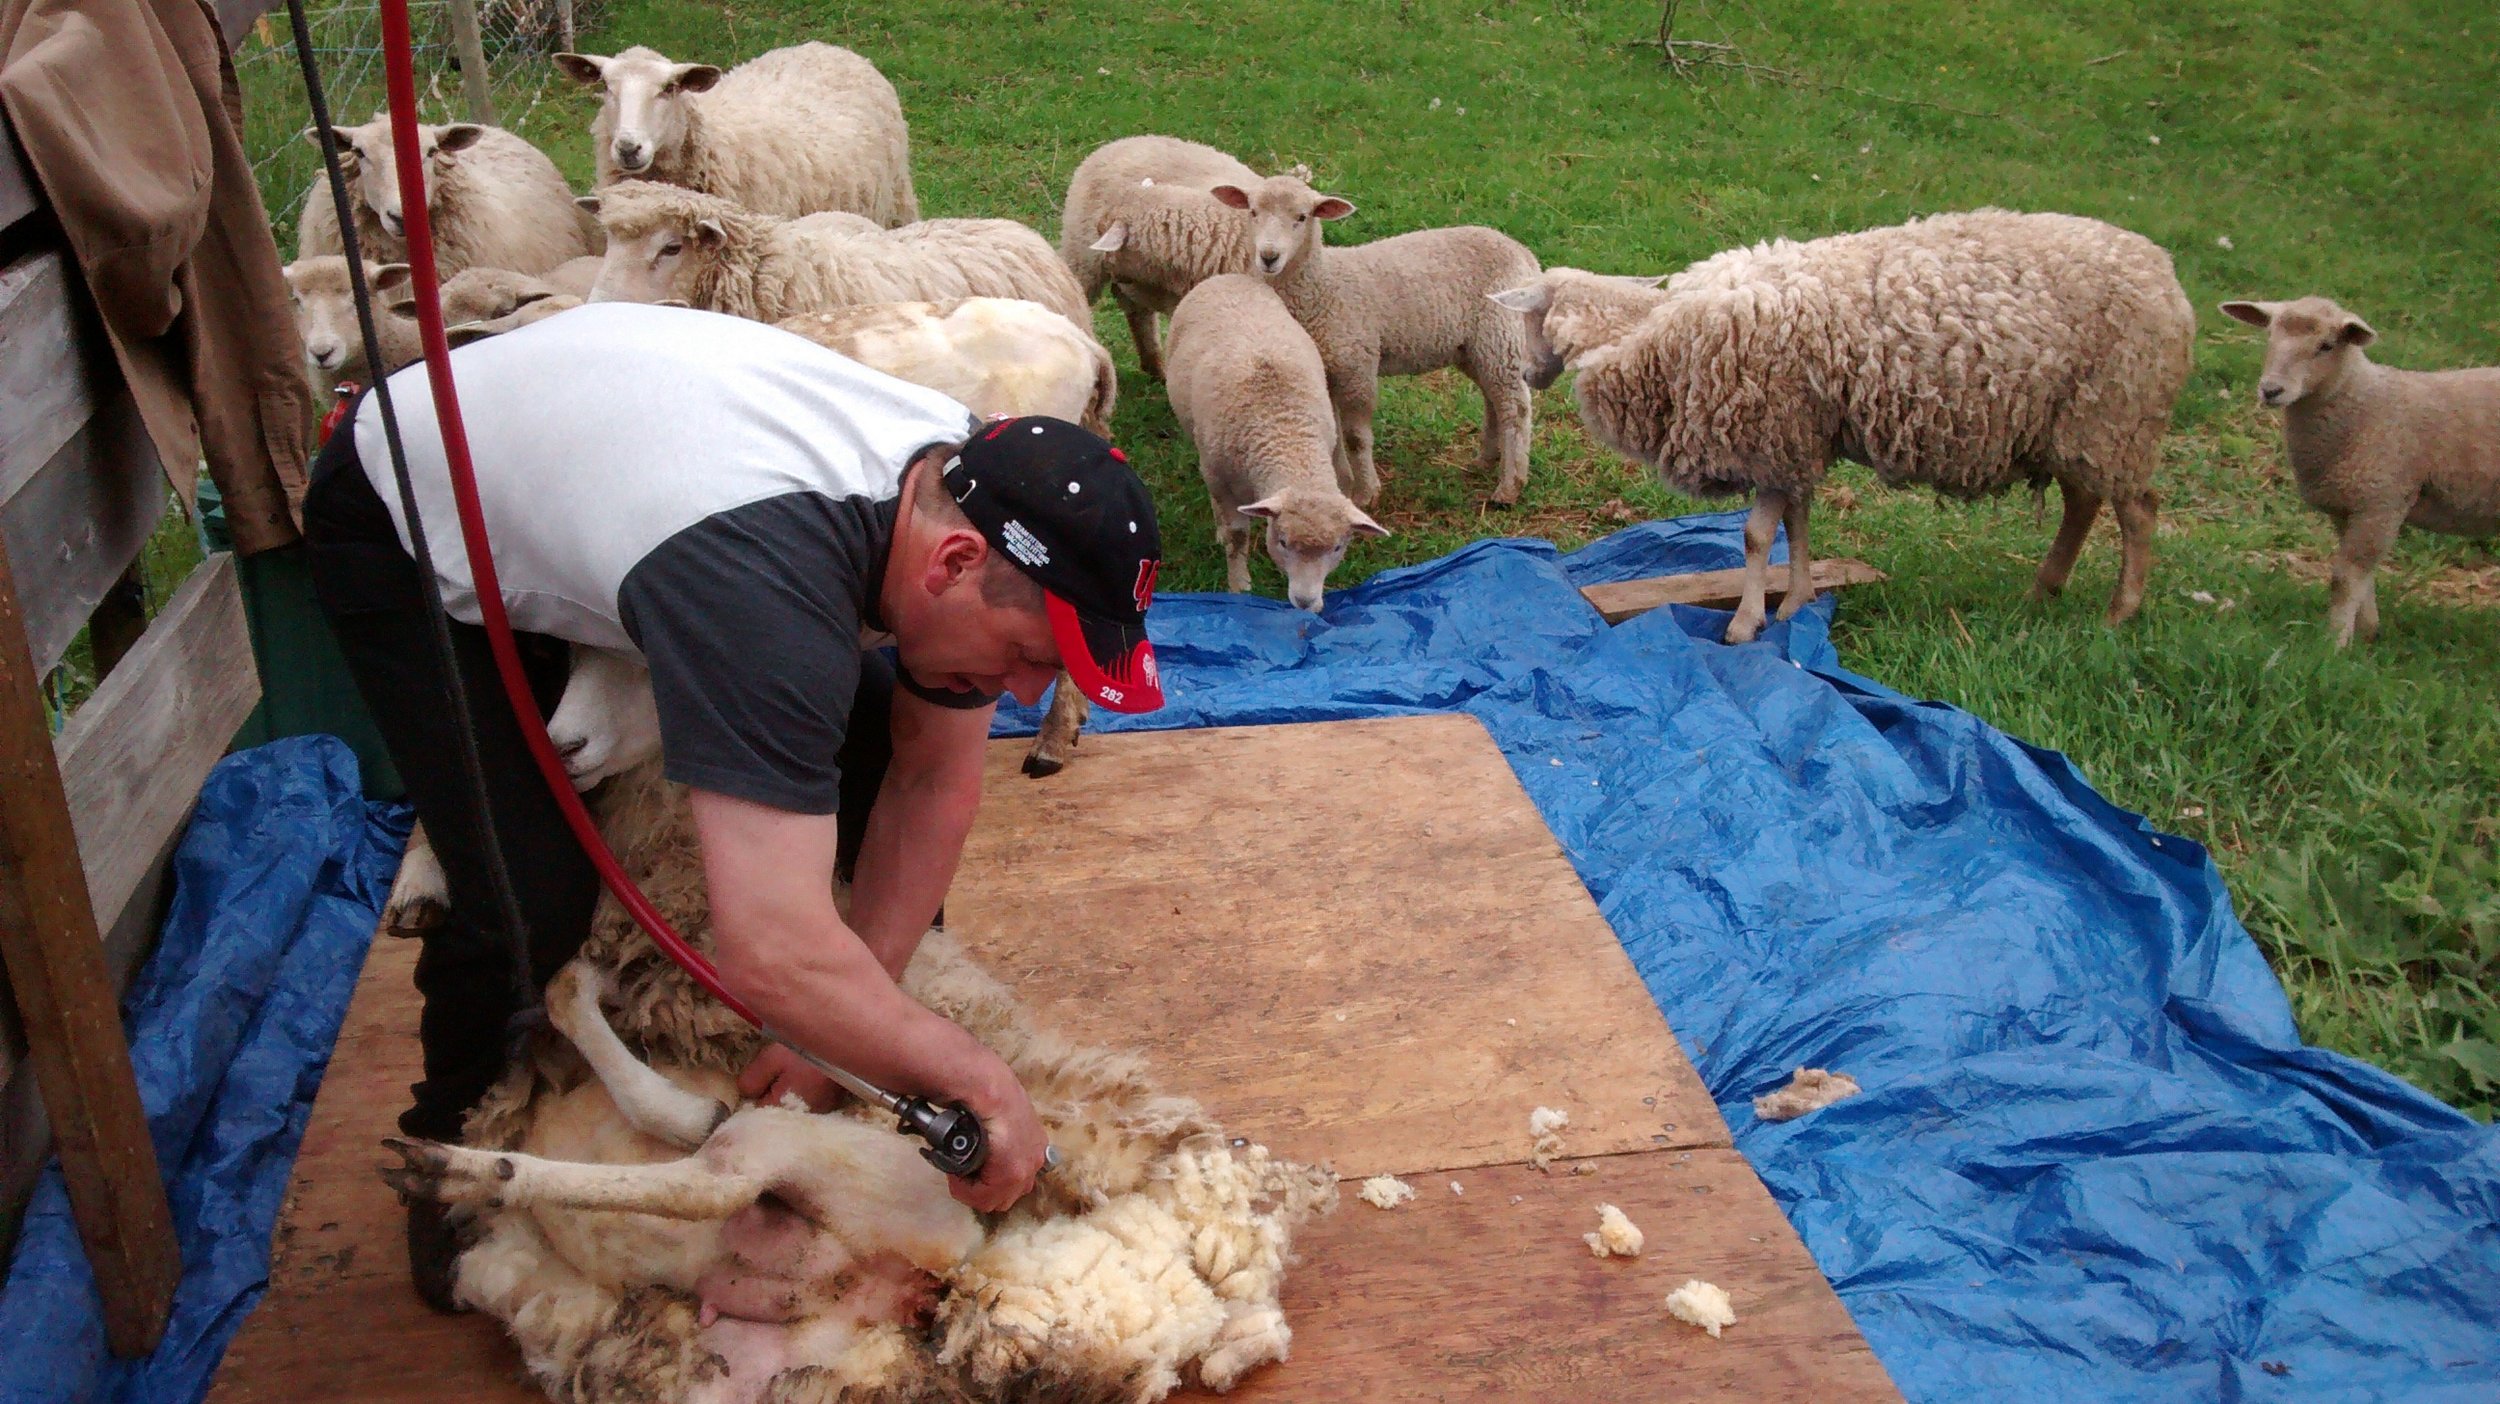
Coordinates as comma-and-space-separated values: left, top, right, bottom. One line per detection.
239, 0, 2500, 1116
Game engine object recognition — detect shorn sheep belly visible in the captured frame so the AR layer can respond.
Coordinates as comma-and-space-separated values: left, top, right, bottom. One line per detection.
412, 763, 1334, 1404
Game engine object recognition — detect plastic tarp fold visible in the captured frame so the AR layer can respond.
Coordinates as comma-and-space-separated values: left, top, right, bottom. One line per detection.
995, 514, 2500, 1402
0, 736, 405, 1404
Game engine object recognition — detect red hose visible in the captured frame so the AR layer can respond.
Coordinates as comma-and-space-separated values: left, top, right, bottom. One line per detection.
375, 2, 760, 1028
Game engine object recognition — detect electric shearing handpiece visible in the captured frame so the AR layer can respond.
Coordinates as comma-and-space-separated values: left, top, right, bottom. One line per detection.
772, 1035, 1059, 1180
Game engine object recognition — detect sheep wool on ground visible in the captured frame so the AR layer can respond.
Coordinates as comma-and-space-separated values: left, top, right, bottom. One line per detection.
1357, 1175, 1418, 1210
1665, 1279, 1737, 1339
1752, 1067, 1863, 1122
1584, 1203, 1644, 1259
1529, 1105, 1569, 1169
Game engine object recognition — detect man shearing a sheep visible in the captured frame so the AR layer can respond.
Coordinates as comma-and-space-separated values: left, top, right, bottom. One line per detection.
300, 301, 1165, 1310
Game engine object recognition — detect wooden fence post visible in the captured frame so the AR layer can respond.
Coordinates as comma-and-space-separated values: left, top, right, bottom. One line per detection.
444, 0, 497, 126
0, 536, 177, 1356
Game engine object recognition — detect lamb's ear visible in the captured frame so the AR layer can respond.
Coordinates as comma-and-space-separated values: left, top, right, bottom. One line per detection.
1237, 495, 1283, 521
1488, 283, 1551, 313
576, 194, 602, 215
694, 218, 728, 247
667, 63, 724, 94
551, 52, 609, 86
388, 295, 419, 318
1209, 184, 1251, 210
435, 124, 489, 156
308, 125, 360, 156
1089, 221, 1129, 253
2336, 315, 2377, 348
1312, 196, 1356, 220
1350, 509, 1391, 539
2218, 300, 2277, 329
1629, 273, 1669, 288
373, 263, 414, 294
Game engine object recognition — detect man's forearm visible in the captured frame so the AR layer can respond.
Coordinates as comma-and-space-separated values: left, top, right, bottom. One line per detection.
847, 758, 983, 979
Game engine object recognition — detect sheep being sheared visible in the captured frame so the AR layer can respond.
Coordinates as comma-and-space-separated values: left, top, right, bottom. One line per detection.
387, 762, 1335, 1403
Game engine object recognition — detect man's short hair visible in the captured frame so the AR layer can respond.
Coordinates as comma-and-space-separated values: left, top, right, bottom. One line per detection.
916, 447, 1044, 611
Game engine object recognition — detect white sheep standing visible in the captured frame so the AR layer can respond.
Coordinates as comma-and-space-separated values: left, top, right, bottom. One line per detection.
1058, 135, 1266, 379
388, 758, 1336, 1404
297, 114, 597, 276
1213, 173, 1542, 508
583, 181, 1090, 330
2219, 296, 2500, 647
1167, 274, 1388, 611
1491, 210, 2194, 643
554, 43, 918, 227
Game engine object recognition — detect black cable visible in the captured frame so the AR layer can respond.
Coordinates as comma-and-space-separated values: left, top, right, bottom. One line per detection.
286, 0, 543, 1034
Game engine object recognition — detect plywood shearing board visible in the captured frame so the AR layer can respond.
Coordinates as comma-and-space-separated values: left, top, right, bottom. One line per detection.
210, 716, 1895, 1402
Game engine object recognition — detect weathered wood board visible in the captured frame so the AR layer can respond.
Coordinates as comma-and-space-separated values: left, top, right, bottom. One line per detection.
210, 717, 1893, 1402
1581, 558, 1888, 624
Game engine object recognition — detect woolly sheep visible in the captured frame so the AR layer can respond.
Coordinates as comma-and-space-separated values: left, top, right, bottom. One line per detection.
2219, 296, 2500, 646
281, 255, 416, 394
554, 42, 918, 227
778, 297, 1117, 436
392, 759, 1336, 1403
297, 114, 596, 276
1214, 173, 1542, 507
1492, 210, 2194, 642
1059, 135, 1266, 379
1168, 274, 1388, 611
583, 181, 1089, 329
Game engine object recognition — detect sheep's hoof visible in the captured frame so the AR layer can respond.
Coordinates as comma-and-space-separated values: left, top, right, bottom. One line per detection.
1484, 496, 1516, 512
380, 1137, 506, 1208
1021, 750, 1067, 779
382, 893, 448, 939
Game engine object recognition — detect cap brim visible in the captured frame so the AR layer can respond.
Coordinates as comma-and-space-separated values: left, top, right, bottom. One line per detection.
1046, 592, 1163, 713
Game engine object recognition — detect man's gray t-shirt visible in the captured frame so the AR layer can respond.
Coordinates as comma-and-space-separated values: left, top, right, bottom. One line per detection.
352, 302, 983, 813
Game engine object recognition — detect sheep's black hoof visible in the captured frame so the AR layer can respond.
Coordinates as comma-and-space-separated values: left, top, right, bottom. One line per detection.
1485, 497, 1518, 512
1022, 752, 1066, 779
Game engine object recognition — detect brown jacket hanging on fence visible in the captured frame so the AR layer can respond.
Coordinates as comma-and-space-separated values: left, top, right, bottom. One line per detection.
0, 0, 314, 553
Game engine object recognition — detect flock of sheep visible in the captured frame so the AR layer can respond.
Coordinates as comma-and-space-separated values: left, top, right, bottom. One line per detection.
276, 32, 2498, 1404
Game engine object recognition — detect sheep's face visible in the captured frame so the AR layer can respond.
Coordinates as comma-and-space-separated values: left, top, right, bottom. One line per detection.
1210, 176, 1354, 280
1240, 490, 1388, 612
422, 267, 568, 330
282, 257, 375, 380
1489, 277, 1565, 389
1491, 269, 1669, 388
586, 217, 723, 306
2220, 297, 2377, 408
556, 47, 722, 176
306, 118, 484, 240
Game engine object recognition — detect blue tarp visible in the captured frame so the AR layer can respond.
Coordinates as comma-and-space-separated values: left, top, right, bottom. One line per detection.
2, 518, 2493, 1403
994, 513, 2500, 1403
0, 737, 405, 1404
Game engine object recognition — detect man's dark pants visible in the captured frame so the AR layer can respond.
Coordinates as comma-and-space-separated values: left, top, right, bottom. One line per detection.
303, 424, 897, 1142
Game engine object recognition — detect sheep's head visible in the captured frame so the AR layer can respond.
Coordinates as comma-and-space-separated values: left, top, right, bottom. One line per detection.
281, 255, 385, 381
1489, 269, 1671, 388
1239, 489, 1388, 612
1209, 174, 1353, 281
580, 182, 740, 307
555, 46, 722, 176
302, 115, 488, 240
2220, 296, 2377, 409
410, 266, 571, 331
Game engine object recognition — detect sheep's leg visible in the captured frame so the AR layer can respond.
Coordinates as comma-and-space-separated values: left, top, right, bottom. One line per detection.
2356, 573, 2382, 642
382, 821, 449, 936
2105, 490, 2160, 626
545, 962, 729, 1150
1725, 489, 1788, 645
383, 1136, 767, 1221
2324, 507, 2403, 648
1219, 514, 1257, 593
1773, 488, 1817, 620
1472, 359, 1534, 507
1021, 676, 1090, 778
1337, 377, 1382, 508
2033, 478, 2103, 602
1112, 284, 1163, 381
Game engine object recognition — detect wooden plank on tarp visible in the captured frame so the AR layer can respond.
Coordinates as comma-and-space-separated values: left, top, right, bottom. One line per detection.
1581, 558, 1888, 624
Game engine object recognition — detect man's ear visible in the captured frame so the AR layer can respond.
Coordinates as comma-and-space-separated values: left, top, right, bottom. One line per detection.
921, 527, 990, 597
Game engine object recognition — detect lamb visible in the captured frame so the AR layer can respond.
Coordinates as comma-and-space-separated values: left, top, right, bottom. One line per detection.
1491, 210, 2194, 643
386, 757, 1336, 1403
553, 43, 918, 227
1212, 174, 1542, 507
583, 181, 1089, 330
297, 114, 596, 276
282, 255, 417, 394
1166, 274, 1389, 612
2219, 297, 2500, 646
1059, 135, 1266, 379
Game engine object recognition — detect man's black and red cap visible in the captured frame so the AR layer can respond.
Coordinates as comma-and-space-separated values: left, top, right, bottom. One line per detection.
943, 416, 1165, 713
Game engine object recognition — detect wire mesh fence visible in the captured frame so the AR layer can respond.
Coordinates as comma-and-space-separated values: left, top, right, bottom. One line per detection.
235, 0, 605, 250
